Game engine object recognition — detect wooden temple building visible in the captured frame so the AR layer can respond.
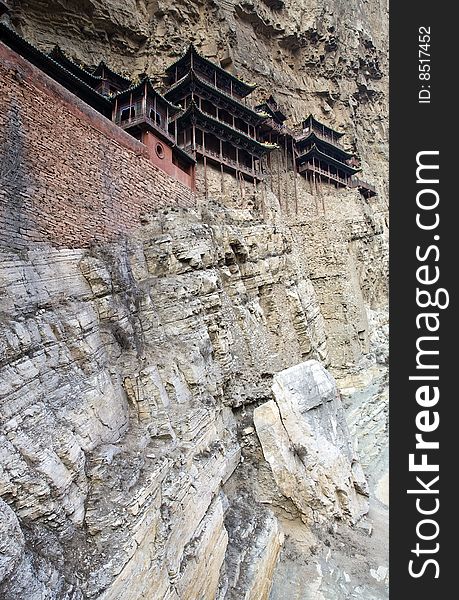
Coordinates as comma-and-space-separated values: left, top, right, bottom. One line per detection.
295, 115, 376, 197
111, 78, 195, 187
163, 44, 276, 190
92, 61, 131, 96
0, 11, 377, 201
255, 95, 299, 208
49, 45, 132, 98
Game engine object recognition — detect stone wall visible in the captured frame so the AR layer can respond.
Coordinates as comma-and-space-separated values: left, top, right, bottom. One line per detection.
0, 41, 195, 250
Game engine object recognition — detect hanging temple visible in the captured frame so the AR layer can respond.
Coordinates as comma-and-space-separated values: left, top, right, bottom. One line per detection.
0, 8, 376, 203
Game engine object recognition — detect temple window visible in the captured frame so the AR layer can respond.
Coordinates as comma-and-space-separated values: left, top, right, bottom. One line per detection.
149, 108, 162, 126
120, 105, 135, 121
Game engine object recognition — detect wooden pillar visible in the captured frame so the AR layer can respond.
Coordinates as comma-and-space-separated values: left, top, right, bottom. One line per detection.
268, 133, 273, 192
220, 138, 224, 193
112, 96, 118, 122
166, 105, 169, 130
129, 91, 133, 123
154, 95, 157, 125
277, 148, 281, 208
203, 130, 208, 198
259, 156, 266, 219
192, 124, 196, 151
284, 136, 288, 215
230, 80, 233, 98
312, 157, 318, 214
142, 82, 147, 119
236, 147, 242, 198
175, 66, 178, 83
291, 138, 298, 215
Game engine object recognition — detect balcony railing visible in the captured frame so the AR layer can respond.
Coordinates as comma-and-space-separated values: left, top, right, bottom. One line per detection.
195, 106, 257, 140
115, 105, 176, 143
184, 143, 263, 179
298, 162, 349, 186
263, 119, 295, 138
349, 177, 377, 196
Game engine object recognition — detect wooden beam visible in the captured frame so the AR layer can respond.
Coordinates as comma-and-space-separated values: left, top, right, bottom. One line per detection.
292, 138, 298, 215
220, 138, 224, 193
236, 147, 243, 198
277, 148, 281, 208
284, 136, 288, 215
203, 130, 208, 198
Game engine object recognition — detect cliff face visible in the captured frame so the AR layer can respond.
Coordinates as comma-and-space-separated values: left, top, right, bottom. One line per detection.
10, 0, 389, 368
1, 0, 388, 598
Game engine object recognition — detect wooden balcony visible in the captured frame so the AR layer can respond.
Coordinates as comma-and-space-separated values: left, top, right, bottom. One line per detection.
184, 143, 264, 180
263, 118, 296, 138
115, 105, 176, 144
349, 177, 377, 197
298, 162, 349, 187
198, 106, 257, 140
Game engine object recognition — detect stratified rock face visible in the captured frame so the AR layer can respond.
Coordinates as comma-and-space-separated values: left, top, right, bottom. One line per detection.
1, 0, 388, 597
218, 496, 284, 599
254, 360, 368, 525
0, 208, 329, 599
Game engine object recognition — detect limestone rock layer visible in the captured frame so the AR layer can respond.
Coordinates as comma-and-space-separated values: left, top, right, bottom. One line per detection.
1, 0, 388, 598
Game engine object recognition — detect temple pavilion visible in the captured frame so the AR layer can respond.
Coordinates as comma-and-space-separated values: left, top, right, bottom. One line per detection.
49, 46, 132, 97
295, 115, 360, 189
164, 44, 276, 184
0, 10, 377, 199
111, 77, 195, 180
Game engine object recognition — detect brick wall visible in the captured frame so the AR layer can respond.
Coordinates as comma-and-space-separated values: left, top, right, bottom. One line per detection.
0, 42, 196, 250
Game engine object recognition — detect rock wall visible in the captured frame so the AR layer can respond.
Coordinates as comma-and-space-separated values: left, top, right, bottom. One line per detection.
254, 361, 368, 525
0, 205, 334, 598
1, 0, 388, 598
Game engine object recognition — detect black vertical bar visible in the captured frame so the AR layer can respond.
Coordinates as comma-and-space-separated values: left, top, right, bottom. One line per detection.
390, 2, 455, 598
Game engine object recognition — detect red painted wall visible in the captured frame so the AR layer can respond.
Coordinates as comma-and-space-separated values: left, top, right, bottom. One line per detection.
142, 132, 194, 190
